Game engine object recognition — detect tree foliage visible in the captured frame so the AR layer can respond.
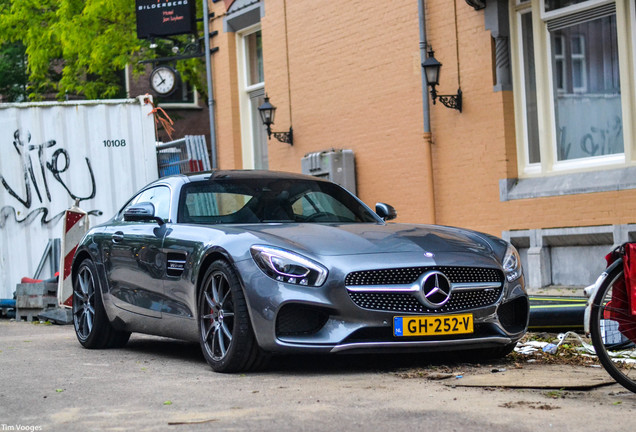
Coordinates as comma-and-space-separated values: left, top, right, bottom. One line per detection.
0, 0, 205, 101
0, 41, 28, 101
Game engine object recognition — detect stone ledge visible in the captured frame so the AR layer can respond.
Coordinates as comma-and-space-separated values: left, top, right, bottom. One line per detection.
500, 166, 636, 201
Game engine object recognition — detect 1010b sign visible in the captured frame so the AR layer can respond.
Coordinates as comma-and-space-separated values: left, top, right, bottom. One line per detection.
136, 0, 196, 39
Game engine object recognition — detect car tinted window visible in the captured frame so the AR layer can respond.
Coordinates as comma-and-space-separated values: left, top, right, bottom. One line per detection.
178, 178, 379, 224
185, 192, 252, 217
291, 191, 357, 222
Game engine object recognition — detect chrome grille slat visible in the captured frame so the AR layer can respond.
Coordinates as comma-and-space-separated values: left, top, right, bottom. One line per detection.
345, 266, 504, 313
345, 266, 501, 286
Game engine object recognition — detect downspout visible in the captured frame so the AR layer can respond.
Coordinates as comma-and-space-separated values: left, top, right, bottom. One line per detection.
203, 0, 218, 168
418, 0, 431, 134
417, 0, 436, 224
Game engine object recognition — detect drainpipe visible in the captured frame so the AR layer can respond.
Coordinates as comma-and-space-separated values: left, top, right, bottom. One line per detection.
417, 0, 436, 224
203, 0, 218, 168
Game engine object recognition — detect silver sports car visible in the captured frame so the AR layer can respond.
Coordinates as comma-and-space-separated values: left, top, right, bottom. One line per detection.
72, 170, 529, 372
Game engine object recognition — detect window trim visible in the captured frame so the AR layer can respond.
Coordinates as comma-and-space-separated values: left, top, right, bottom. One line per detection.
514, 6, 541, 170
236, 24, 266, 169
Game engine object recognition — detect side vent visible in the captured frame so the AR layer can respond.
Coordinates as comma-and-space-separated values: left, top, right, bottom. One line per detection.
167, 253, 187, 277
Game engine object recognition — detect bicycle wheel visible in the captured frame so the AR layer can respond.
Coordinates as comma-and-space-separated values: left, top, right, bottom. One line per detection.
590, 261, 636, 393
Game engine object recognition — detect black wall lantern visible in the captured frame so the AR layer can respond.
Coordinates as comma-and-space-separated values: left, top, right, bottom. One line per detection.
422, 48, 462, 112
257, 95, 293, 145
465, 0, 486, 10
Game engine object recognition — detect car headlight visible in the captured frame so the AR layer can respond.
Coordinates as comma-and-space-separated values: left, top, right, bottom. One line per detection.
250, 245, 328, 287
503, 244, 522, 282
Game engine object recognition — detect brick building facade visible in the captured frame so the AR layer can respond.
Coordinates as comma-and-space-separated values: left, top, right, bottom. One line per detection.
203, 0, 636, 291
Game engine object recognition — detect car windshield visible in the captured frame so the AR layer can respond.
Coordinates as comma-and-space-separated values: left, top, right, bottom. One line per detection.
178, 178, 380, 224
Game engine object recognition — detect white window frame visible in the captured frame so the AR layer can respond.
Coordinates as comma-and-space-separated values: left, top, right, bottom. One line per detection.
514, 6, 542, 173
511, 0, 633, 177
236, 24, 265, 169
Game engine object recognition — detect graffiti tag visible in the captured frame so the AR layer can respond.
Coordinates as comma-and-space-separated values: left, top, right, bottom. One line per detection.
0, 130, 102, 227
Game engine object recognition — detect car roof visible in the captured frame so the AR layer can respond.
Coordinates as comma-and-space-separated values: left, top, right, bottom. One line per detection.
176, 170, 328, 184
141, 170, 336, 197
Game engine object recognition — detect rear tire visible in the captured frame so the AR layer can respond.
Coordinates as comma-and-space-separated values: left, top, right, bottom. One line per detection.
198, 260, 266, 372
590, 263, 636, 393
72, 258, 130, 349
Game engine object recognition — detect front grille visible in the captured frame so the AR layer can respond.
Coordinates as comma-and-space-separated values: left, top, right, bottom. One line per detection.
345, 266, 501, 286
346, 266, 504, 313
348, 289, 502, 313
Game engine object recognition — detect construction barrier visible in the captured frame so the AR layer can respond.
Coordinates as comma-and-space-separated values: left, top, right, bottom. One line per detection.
57, 203, 89, 308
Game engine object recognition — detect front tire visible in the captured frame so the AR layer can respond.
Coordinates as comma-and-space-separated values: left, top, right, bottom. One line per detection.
198, 260, 265, 372
590, 262, 636, 393
73, 258, 130, 349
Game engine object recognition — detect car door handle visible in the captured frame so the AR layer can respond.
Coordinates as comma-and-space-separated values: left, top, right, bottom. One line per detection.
111, 231, 124, 243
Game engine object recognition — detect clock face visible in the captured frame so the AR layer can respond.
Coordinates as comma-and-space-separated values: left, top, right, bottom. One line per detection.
150, 66, 178, 96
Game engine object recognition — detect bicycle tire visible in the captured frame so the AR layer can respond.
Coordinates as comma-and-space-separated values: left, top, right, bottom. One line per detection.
590, 261, 636, 393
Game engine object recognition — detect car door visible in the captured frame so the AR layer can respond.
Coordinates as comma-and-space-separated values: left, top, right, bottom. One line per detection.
102, 186, 172, 319
160, 182, 254, 322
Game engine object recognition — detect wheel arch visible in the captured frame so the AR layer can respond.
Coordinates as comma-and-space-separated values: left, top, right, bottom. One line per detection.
71, 248, 93, 284
71, 247, 111, 318
194, 248, 257, 336
195, 248, 243, 300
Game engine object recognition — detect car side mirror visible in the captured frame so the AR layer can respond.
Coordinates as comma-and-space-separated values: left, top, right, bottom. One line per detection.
375, 203, 397, 221
124, 202, 165, 225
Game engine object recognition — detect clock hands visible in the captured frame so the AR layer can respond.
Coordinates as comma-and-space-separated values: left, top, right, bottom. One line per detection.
150, 66, 177, 95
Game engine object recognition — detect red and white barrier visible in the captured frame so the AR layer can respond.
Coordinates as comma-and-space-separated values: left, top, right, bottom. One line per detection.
57, 204, 89, 308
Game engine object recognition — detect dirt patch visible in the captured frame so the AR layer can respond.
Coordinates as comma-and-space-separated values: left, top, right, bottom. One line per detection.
395, 332, 606, 386
499, 401, 561, 410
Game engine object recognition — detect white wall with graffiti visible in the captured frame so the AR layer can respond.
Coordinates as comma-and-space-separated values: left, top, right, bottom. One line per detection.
0, 97, 158, 300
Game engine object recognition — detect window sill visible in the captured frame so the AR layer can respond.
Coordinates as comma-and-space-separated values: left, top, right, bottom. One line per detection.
500, 166, 636, 201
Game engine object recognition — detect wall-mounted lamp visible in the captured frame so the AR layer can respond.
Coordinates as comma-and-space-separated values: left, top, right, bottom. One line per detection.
257, 95, 293, 145
465, 0, 486, 10
421, 48, 462, 112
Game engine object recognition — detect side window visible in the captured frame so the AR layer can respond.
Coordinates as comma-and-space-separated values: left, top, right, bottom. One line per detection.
119, 186, 171, 222
180, 191, 254, 223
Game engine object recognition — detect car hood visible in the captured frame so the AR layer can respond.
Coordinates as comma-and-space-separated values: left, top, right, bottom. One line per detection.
240, 223, 498, 259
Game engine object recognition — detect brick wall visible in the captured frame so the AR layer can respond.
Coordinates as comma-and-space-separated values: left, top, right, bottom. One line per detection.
211, 0, 636, 237
259, 0, 436, 223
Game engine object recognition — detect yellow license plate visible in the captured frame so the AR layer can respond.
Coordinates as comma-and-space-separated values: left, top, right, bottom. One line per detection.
393, 314, 473, 337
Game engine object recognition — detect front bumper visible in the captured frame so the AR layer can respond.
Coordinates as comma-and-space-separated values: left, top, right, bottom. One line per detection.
235, 256, 529, 354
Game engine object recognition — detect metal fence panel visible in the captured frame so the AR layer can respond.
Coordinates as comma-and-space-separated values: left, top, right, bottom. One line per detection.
157, 135, 210, 177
